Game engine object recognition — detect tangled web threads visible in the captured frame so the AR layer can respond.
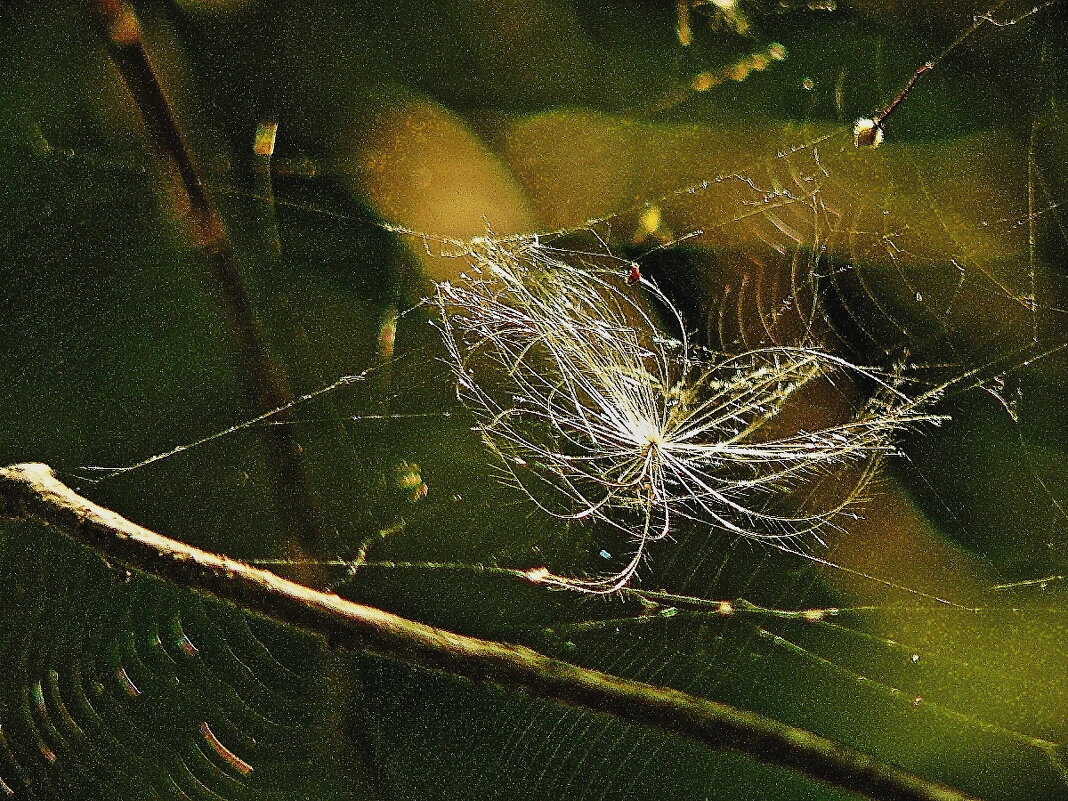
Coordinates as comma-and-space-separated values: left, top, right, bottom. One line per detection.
434, 235, 944, 592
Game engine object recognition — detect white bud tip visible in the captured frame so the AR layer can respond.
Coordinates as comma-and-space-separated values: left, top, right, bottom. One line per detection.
853, 118, 884, 148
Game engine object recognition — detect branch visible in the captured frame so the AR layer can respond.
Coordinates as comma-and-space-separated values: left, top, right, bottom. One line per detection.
0, 463, 978, 801
88, 0, 324, 563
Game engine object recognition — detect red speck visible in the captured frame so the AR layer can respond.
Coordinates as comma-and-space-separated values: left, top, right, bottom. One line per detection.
625, 264, 641, 285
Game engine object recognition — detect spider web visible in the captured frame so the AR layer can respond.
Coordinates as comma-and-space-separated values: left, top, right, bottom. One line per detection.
1, 1, 1067, 800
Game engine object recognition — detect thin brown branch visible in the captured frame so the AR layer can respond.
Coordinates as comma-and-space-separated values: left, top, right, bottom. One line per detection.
0, 462, 980, 801
88, 0, 324, 564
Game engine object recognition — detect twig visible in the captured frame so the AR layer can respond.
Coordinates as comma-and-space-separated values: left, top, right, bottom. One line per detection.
872, 62, 934, 130
0, 463, 980, 801
88, 0, 324, 562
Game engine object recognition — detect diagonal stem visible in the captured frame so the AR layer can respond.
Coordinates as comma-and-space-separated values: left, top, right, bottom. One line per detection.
88, 0, 324, 566
0, 462, 980, 801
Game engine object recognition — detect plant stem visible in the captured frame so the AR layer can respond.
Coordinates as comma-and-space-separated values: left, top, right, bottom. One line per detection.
88, 0, 324, 565
0, 462, 979, 801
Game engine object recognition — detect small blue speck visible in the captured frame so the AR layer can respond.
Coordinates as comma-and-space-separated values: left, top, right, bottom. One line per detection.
599, 549, 612, 559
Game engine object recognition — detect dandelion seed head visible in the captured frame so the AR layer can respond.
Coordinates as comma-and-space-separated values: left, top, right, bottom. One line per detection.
433, 233, 942, 593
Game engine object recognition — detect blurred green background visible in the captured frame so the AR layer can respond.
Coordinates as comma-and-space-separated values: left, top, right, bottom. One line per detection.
1, 1, 1067, 799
